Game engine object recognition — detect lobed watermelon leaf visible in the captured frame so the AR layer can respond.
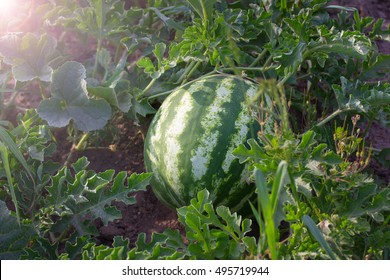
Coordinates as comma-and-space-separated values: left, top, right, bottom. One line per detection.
42, 157, 151, 236
233, 138, 273, 165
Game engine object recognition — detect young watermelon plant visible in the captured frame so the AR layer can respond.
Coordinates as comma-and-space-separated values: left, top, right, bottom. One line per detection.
0, 0, 389, 260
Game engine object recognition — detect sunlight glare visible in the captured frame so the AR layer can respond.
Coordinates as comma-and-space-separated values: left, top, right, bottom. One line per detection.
0, 0, 15, 12
0, 0, 31, 33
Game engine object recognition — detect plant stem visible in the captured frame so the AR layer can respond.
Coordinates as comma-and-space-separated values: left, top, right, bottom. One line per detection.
182, 61, 202, 85
314, 108, 349, 128
277, 72, 294, 88
113, 44, 122, 64
147, 1, 155, 28
249, 49, 268, 67
75, 133, 90, 151
146, 88, 174, 100
141, 78, 157, 97
37, 79, 48, 99
276, 83, 291, 135
52, 225, 73, 244
263, 53, 274, 69
178, 49, 208, 85
176, 60, 197, 85
92, 39, 102, 79
218, 65, 277, 73
64, 132, 90, 166
146, 71, 218, 101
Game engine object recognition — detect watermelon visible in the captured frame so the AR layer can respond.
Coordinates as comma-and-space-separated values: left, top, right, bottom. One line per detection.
144, 74, 264, 211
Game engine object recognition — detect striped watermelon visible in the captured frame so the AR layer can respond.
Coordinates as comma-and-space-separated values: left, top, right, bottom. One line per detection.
144, 74, 264, 211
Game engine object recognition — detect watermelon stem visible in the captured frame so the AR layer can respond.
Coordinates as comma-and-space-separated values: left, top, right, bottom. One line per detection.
314, 108, 350, 128
177, 60, 197, 85
183, 61, 202, 85
217, 65, 277, 73
142, 78, 157, 95
249, 48, 268, 67
64, 132, 90, 166
37, 79, 48, 100
147, 71, 222, 100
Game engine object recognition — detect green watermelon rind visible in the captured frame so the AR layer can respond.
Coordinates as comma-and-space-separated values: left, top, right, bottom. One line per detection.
144, 74, 263, 211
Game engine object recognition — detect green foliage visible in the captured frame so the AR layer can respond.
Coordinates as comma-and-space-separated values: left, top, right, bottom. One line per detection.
38, 61, 112, 132
40, 157, 151, 235
48, 189, 257, 260
0, 33, 57, 82
177, 189, 255, 259
11, 157, 151, 259
234, 128, 389, 259
186, 0, 216, 22
0, 112, 151, 258
0, 0, 389, 260
0, 201, 35, 260
302, 214, 337, 260
250, 162, 290, 260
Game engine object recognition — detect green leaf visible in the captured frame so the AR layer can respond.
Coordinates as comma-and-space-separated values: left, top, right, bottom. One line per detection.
0, 33, 57, 82
310, 30, 372, 59
365, 88, 390, 108
233, 138, 271, 164
369, 18, 390, 41
87, 0, 121, 40
332, 77, 390, 116
43, 157, 152, 235
148, 7, 185, 31
153, 42, 166, 70
344, 186, 390, 222
126, 97, 156, 124
129, 230, 186, 260
298, 130, 316, 149
284, 18, 307, 42
254, 168, 278, 259
0, 201, 35, 260
37, 61, 112, 132
359, 54, 390, 80
275, 41, 307, 73
0, 126, 33, 178
137, 57, 158, 79
21, 236, 58, 260
332, 77, 367, 113
321, 151, 343, 165
61, 236, 91, 260
302, 215, 338, 260
186, 0, 216, 22
177, 189, 253, 260
270, 161, 289, 214
96, 47, 112, 72
83, 242, 127, 260
88, 84, 131, 113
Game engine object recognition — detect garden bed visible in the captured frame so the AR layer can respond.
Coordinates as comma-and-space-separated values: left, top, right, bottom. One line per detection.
1, 0, 389, 260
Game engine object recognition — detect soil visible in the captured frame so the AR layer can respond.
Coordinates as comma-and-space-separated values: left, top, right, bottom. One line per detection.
1, 0, 390, 248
